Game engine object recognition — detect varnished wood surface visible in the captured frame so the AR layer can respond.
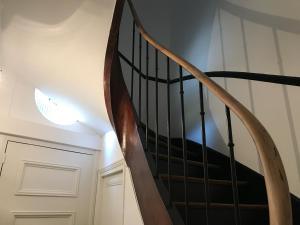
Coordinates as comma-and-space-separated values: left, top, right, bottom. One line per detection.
126, 0, 293, 225
104, 0, 172, 225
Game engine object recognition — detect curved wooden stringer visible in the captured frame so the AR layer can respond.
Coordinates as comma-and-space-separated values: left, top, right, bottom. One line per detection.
104, 1, 172, 224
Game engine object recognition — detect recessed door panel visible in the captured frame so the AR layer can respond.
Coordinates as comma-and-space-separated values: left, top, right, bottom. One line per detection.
0, 138, 97, 225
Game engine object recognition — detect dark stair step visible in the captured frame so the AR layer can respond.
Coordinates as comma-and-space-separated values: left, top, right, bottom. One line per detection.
174, 202, 269, 225
140, 125, 203, 155
174, 202, 268, 209
160, 174, 248, 186
148, 138, 202, 161
143, 127, 232, 167
148, 136, 201, 155
147, 135, 232, 167
151, 153, 219, 168
140, 123, 170, 141
150, 152, 230, 179
160, 174, 248, 203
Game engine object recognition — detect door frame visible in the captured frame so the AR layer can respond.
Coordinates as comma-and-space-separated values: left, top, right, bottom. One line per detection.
0, 134, 100, 225
94, 160, 126, 225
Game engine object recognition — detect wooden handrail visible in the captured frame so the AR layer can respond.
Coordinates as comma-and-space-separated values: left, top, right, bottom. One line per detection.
125, 0, 293, 225
104, 1, 173, 225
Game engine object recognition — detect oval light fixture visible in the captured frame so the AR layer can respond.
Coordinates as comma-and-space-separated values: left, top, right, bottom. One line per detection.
35, 88, 79, 126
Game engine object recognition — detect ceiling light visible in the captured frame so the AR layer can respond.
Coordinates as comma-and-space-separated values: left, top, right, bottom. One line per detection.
35, 88, 80, 126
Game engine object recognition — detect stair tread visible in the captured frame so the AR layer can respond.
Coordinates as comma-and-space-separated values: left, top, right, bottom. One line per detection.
150, 153, 220, 169
174, 202, 268, 209
159, 174, 248, 186
148, 136, 200, 155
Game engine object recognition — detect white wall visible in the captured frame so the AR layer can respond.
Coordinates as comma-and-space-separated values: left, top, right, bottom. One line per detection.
0, 0, 3, 85
0, 72, 102, 149
0, 0, 121, 149
0, 1, 144, 224
99, 131, 124, 168
1, 0, 145, 223
1, 0, 117, 136
168, 0, 300, 197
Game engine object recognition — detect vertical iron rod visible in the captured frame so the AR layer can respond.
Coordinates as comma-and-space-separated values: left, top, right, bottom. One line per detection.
138, 33, 142, 122
155, 49, 159, 176
145, 41, 149, 152
179, 66, 189, 225
199, 82, 210, 225
130, 21, 136, 100
226, 106, 241, 225
167, 57, 172, 206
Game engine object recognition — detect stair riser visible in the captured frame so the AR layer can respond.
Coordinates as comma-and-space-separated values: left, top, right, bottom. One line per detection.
162, 180, 267, 205
163, 180, 235, 203
155, 158, 230, 180
148, 144, 202, 161
177, 207, 269, 225
142, 129, 273, 225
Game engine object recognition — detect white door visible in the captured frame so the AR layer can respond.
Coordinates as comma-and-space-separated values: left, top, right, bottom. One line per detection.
0, 137, 97, 225
94, 162, 125, 225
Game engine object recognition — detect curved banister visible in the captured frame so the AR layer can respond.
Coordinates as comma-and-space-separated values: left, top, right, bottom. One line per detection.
104, 1, 173, 225
125, 0, 293, 225
105, 0, 293, 224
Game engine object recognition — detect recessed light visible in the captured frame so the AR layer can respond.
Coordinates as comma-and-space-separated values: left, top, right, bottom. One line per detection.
35, 88, 80, 126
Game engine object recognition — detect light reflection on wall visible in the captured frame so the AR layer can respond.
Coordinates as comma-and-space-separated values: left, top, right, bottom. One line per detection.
35, 88, 82, 126
101, 130, 124, 168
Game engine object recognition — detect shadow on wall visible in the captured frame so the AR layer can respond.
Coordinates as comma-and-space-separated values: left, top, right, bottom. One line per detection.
1, 0, 115, 29
220, 1, 300, 34
171, 0, 219, 72
168, 0, 220, 144
217, 0, 300, 188
119, 0, 176, 138
171, 0, 300, 195
169, 0, 229, 154
2, 0, 84, 28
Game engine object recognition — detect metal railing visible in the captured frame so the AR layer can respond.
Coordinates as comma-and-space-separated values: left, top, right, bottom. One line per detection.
112, 0, 293, 224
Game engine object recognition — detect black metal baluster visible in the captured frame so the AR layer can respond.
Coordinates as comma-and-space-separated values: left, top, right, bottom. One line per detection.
225, 106, 241, 225
179, 66, 189, 225
199, 82, 210, 225
155, 49, 159, 176
145, 41, 149, 152
167, 57, 172, 206
138, 33, 142, 122
130, 21, 136, 100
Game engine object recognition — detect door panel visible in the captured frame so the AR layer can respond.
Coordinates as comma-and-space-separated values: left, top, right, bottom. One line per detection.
15, 161, 80, 197
13, 212, 75, 225
100, 171, 124, 225
0, 139, 97, 225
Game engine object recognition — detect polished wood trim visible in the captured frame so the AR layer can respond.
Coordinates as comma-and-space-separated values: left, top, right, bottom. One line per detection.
103, 1, 172, 225
126, 0, 293, 224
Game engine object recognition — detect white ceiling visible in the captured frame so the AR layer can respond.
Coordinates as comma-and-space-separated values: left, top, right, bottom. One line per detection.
1, 0, 116, 135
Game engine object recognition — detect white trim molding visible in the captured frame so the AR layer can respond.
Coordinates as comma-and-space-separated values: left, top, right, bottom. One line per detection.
100, 160, 125, 177
12, 211, 76, 225
15, 160, 81, 197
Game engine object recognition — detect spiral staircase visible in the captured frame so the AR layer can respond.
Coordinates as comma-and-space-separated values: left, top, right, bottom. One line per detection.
104, 0, 299, 224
